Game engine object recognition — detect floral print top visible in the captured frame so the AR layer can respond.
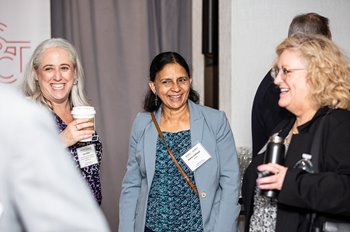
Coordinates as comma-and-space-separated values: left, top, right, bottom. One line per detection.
53, 113, 102, 205
249, 188, 277, 232
145, 130, 203, 232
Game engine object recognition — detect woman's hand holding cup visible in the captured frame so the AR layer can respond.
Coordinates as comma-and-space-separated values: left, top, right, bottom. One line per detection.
59, 106, 97, 147
60, 118, 95, 147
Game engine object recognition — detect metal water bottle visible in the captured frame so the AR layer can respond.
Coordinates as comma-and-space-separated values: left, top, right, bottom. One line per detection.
260, 134, 285, 198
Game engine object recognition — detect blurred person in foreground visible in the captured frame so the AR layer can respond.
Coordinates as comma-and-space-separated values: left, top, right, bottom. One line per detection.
251, 12, 332, 158
22, 38, 103, 204
243, 34, 350, 232
0, 85, 110, 232
119, 52, 241, 232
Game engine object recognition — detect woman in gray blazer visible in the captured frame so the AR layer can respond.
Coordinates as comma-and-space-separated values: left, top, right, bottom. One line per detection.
119, 52, 241, 232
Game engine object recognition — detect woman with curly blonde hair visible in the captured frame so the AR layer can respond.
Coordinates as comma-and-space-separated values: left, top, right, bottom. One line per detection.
275, 33, 350, 109
243, 33, 350, 232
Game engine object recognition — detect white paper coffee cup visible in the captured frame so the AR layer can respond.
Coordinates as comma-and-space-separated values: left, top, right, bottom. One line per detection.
71, 106, 96, 142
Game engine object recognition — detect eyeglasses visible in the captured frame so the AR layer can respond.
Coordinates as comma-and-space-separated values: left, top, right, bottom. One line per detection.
271, 67, 306, 79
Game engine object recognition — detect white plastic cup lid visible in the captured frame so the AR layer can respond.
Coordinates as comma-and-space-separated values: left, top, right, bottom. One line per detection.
71, 106, 96, 117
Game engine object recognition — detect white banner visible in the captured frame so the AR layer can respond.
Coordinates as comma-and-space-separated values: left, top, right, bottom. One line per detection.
0, 0, 50, 87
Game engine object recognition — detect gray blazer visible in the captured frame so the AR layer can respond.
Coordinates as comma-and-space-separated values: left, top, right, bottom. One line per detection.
119, 100, 241, 232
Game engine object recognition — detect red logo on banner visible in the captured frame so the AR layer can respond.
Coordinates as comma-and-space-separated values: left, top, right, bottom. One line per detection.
0, 22, 31, 84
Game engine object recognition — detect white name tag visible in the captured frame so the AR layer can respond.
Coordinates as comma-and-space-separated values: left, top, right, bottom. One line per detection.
181, 143, 211, 172
76, 144, 98, 168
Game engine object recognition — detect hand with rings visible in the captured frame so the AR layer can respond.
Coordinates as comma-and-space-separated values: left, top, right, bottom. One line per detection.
256, 163, 288, 191
60, 119, 95, 147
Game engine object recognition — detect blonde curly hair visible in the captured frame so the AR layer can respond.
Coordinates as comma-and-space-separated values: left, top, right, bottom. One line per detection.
274, 33, 350, 109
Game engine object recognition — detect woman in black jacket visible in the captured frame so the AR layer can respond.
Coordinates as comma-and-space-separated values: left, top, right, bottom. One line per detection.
242, 33, 350, 232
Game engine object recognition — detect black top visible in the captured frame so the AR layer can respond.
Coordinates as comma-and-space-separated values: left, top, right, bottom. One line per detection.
243, 107, 350, 232
251, 70, 292, 157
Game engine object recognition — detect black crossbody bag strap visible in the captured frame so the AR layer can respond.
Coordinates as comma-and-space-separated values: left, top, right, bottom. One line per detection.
308, 110, 332, 232
310, 120, 325, 173
308, 117, 325, 232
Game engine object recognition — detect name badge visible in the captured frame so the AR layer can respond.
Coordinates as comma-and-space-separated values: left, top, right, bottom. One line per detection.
76, 144, 98, 168
181, 143, 211, 172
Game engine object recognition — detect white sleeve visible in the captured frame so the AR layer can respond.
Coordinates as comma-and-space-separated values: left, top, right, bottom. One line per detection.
0, 87, 110, 232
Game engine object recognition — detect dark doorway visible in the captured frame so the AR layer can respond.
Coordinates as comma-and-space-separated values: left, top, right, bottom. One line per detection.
202, 0, 218, 109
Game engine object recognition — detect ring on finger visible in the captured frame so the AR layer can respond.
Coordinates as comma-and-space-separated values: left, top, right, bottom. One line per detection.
75, 124, 79, 130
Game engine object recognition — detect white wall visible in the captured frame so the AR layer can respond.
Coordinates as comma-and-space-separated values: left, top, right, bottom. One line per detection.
192, 0, 205, 105
225, 0, 350, 151
0, 0, 50, 87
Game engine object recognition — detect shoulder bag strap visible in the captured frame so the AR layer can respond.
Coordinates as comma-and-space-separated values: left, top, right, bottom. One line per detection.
308, 109, 332, 232
150, 112, 199, 197
310, 109, 332, 173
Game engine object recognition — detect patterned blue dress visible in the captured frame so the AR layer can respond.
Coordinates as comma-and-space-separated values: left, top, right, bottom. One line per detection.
145, 130, 203, 232
53, 113, 102, 205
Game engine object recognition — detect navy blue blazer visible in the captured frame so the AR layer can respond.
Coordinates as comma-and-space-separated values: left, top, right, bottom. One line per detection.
119, 100, 241, 232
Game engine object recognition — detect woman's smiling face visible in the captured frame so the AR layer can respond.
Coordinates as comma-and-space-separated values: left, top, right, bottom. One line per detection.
273, 49, 312, 115
36, 47, 76, 105
149, 63, 192, 111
